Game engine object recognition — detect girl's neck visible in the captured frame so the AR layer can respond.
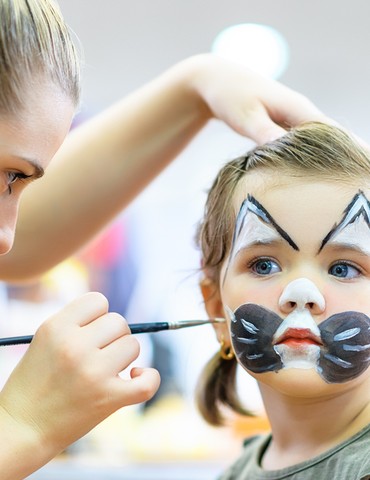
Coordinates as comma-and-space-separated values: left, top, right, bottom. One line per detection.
258, 379, 370, 470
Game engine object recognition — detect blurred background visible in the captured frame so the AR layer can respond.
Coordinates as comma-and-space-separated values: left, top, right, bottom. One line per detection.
1, 1, 370, 478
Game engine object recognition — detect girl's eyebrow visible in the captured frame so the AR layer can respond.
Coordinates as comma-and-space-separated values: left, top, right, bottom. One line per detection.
232, 238, 290, 265
319, 242, 370, 259
236, 237, 287, 253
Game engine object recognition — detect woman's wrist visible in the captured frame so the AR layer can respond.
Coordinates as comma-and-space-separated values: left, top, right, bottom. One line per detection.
0, 400, 58, 479
168, 54, 216, 122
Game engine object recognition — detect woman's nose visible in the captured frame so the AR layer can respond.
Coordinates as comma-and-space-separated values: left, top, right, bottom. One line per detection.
0, 226, 15, 254
278, 277, 325, 315
0, 197, 18, 255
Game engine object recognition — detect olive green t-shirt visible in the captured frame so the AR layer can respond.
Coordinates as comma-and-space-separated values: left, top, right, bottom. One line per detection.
219, 423, 370, 480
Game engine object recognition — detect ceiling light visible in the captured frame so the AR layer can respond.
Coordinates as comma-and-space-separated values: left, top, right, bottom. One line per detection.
211, 23, 290, 79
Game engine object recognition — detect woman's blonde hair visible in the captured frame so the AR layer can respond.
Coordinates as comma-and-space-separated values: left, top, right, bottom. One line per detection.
196, 122, 370, 425
0, 0, 80, 113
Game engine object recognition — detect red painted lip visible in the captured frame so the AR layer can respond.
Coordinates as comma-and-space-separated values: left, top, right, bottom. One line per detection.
275, 328, 323, 346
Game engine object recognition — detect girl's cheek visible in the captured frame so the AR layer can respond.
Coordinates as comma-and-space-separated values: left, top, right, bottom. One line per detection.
324, 287, 370, 317
246, 284, 282, 310
222, 283, 283, 313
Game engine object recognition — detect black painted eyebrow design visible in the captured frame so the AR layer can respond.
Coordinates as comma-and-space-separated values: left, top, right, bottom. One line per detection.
241, 195, 299, 251
319, 191, 370, 253
223, 195, 299, 286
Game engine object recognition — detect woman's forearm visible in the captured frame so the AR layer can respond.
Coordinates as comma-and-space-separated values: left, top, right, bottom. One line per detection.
0, 404, 56, 480
0, 56, 211, 280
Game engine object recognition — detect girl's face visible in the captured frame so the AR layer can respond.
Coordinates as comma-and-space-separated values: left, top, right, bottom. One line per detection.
205, 171, 370, 394
0, 81, 74, 254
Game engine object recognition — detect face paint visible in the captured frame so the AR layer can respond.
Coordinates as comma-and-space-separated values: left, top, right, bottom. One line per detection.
273, 278, 324, 371
230, 303, 370, 383
320, 191, 370, 253
319, 312, 370, 382
223, 195, 298, 284
225, 193, 370, 383
227, 304, 283, 373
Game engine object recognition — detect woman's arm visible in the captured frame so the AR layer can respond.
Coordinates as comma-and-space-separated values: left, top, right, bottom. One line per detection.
0, 54, 328, 281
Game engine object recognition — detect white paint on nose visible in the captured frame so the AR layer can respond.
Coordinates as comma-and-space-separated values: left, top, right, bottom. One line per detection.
279, 277, 325, 312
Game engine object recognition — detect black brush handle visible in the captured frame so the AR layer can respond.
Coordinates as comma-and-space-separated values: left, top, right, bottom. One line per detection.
0, 335, 33, 346
0, 322, 171, 347
129, 322, 169, 334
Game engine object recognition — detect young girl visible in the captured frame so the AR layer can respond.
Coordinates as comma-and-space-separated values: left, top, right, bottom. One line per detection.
197, 122, 370, 479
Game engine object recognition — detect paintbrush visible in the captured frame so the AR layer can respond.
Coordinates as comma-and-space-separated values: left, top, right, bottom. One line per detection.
0, 318, 226, 347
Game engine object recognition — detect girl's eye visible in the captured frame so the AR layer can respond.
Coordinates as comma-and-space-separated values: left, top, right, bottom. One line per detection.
329, 262, 361, 279
251, 258, 281, 276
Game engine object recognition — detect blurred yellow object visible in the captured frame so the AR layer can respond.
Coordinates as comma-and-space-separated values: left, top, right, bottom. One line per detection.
126, 394, 240, 462
231, 413, 271, 438
85, 394, 243, 465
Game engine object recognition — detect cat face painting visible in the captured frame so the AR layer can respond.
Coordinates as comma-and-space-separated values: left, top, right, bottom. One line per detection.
221, 180, 370, 384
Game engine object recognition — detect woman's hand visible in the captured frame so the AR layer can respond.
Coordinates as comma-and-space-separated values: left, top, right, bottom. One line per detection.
189, 53, 332, 144
0, 292, 160, 479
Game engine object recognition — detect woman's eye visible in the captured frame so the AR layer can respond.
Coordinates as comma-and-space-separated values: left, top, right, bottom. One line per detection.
6, 172, 19, 185
4, 171, 32, 194
251, 259, 281, 276
329, 262, 361, 279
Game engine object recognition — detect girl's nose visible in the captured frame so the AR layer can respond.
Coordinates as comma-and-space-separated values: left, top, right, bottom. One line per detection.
278, 277, 325, 315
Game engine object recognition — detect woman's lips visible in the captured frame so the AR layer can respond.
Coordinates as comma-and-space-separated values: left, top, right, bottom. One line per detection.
275, 328, 323, 347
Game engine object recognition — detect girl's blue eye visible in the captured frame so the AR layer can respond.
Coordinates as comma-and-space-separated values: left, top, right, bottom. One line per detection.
329, 262, 360, 279
252, 259, 281, 276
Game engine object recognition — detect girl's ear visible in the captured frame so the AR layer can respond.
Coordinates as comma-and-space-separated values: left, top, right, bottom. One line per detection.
199, 276, 231, 343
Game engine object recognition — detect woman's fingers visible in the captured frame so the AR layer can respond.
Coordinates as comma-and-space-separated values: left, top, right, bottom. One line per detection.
99, 332, 141, 374
50, 291, 109, 327
111, 367, 161, 406
83, 312, 130, 348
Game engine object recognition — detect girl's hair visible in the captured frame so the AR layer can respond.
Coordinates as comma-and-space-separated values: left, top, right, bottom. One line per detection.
0, 0, 81, 113
195, 122, 370, 425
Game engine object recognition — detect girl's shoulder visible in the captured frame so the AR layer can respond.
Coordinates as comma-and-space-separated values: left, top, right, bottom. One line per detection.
217, 433, 270, 480
218, 423, 370, 480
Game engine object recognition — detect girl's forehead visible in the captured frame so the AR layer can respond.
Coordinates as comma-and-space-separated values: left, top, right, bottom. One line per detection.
235, 173, 369, 214
233, 175, 370, 247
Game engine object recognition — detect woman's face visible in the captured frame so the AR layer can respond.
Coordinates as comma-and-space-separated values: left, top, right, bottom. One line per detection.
211, 171, 370, 394
0, 81, 74, 254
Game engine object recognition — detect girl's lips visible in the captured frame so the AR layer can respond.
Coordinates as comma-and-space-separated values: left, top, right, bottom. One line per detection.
275, 328, 323, 346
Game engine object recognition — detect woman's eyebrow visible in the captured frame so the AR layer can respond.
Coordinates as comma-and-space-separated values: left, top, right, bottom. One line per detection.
19, 157, 45, 179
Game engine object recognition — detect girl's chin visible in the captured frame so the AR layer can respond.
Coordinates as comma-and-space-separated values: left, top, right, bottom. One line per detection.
250, 367, 352, 398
